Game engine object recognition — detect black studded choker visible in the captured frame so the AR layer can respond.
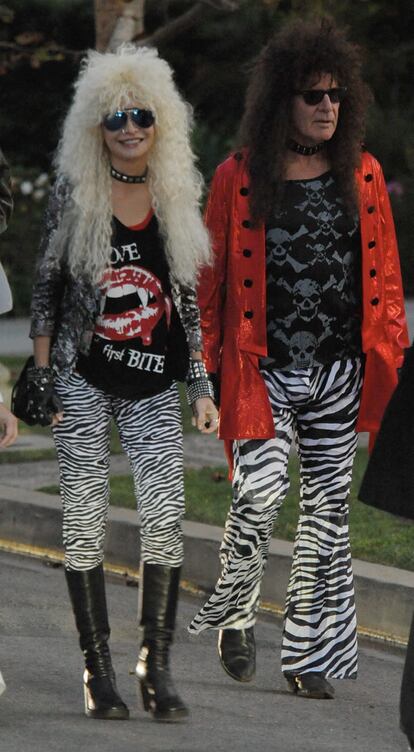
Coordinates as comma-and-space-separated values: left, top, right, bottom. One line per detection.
288, 139, 325, 156
110, 166, 148, 184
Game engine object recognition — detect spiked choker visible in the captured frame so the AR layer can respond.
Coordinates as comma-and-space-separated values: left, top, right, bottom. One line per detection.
110, 165, 148, 184
288, 139, 325, 156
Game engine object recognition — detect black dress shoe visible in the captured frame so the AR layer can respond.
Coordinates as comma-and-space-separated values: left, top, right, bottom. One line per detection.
218, 627, 256, 682
285, 672, 335, 699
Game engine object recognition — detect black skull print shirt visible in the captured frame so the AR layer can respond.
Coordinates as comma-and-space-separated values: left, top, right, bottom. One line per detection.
262, 171, 362, 371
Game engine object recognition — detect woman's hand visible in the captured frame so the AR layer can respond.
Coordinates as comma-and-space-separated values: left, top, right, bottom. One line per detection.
0, 404, 18, 448
27, 381, 64, 427
26, 363, 64, 427
31, 338, 64, 426
191, 397, 219, 434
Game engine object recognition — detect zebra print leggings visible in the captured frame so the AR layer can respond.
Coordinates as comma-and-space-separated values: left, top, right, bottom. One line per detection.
52, 373, 185, 571
189, 358, 363, 679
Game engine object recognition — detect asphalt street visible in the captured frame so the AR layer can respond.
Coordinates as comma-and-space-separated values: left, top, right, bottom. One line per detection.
0, 549, 409, 752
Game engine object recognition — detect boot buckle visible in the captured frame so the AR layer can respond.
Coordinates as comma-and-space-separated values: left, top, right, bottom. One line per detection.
135, 644, 149, 679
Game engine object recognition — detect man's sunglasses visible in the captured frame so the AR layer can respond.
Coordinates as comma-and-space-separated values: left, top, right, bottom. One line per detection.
102, 108, 155, 131
294, 87, 347, 106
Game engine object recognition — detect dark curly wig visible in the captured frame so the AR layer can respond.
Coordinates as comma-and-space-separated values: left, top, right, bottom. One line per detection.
239, 17, 372, 222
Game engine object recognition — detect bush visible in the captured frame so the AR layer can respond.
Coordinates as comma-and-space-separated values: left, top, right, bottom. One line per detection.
0, 0, 94, 168
1, 167, 50, 315
389, 180, 414, 297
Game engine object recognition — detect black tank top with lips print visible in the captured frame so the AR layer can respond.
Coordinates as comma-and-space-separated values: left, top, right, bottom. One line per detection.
77, 211, 187, 399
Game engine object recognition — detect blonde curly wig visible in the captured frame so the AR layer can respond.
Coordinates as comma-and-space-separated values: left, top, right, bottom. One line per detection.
55, 45, 211, 285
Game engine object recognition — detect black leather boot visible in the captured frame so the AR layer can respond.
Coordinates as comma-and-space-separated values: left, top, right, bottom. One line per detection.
218, 627, 256, 682
400, 613, 414, 749
65, 565, 129, 720
135, 563, 188, 722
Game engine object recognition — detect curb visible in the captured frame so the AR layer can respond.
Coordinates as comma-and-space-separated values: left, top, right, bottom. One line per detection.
1, 484, 414, 644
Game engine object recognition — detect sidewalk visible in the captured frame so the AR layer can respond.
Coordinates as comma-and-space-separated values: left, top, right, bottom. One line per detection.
1, 430, 413, 646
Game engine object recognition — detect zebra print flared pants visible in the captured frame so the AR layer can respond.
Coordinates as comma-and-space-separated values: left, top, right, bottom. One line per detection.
52, 373, 185, 572
189, 358, 363, 679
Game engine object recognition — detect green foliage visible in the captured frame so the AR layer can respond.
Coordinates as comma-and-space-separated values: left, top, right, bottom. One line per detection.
0, 0, 94, 167
363, 101, 414, 293
1, 167, 49, 315
388, 182, 414, 297
192, 123, 235, 186
2, 0, 414, 302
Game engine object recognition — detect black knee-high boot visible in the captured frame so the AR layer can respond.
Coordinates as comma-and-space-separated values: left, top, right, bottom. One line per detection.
401, 612, 414, 749
65, 565, 129, 720
135, 563, 188, 722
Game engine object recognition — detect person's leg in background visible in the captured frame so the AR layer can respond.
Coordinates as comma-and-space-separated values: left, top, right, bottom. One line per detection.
400, 612, 414, 749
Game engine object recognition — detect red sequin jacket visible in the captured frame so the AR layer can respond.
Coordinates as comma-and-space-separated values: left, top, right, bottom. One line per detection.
199, 150, 409, 447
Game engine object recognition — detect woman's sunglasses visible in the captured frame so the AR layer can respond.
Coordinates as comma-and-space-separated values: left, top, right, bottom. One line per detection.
102, 108, 155, 131
295, 87, 347, 106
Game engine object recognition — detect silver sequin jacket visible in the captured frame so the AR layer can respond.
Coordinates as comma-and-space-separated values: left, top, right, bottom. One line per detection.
30, 176, 203, 375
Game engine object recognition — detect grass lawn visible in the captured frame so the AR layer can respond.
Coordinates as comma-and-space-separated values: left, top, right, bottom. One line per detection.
39, 448, 414, 572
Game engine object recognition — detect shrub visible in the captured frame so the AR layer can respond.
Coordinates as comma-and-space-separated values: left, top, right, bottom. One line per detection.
1, 166, 50, 315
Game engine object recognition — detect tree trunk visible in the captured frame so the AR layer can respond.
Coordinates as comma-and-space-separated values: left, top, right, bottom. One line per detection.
94, 0, 243, 54
107, 0, 146, 52
94, 0, 125, 51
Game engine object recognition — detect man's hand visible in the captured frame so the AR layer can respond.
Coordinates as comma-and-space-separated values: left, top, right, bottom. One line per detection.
191, 397, 219, 434
0, 403, 18, 447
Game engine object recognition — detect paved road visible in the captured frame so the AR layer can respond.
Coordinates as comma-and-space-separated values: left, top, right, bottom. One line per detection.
0, 549, 409, 752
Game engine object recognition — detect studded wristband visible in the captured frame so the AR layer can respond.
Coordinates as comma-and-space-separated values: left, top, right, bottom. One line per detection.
27, 364, 54, 388
185, 360, 215, 406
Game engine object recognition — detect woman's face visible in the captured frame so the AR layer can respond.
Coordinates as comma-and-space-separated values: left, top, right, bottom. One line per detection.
102, 100, 155, 170
289, 72, 340, 146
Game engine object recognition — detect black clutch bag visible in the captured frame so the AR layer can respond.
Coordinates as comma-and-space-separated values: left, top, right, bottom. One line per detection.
11, 356, 37, 425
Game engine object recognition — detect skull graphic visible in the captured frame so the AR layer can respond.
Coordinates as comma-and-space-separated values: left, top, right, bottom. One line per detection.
309, 210, 342, 241
266, 228, 292, 265
307, 242, 333, 265
304, 181, 325, 208
266, 225, 308, 269
292, 279, 321, 321
316, 210, 335, 236
288, 331, 318, 368
296, 177, 336, 213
